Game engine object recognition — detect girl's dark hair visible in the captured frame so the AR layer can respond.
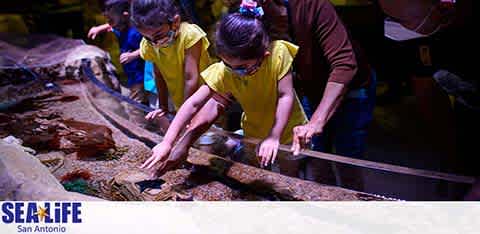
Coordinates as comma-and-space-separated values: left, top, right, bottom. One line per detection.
130, 0, 180, 29
104, 0, 130, 16
216, 13, 270, 60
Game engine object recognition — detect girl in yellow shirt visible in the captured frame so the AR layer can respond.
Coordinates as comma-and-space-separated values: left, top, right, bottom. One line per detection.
130, 0, 211, 119
141, 2, 307, 174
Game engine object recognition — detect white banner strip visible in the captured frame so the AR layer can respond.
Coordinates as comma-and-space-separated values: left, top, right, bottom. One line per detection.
1, 202, 479, 234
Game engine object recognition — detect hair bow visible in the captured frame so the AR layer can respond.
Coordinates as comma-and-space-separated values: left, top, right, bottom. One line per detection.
239, 0, 264, 18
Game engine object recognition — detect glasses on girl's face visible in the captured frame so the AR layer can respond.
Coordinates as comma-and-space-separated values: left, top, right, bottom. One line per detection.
223, 58, 263, 75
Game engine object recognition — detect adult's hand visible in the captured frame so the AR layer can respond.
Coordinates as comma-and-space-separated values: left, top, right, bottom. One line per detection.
291, 123, 323, 155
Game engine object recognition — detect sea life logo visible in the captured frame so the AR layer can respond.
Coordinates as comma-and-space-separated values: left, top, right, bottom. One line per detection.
1, 202, 82, 233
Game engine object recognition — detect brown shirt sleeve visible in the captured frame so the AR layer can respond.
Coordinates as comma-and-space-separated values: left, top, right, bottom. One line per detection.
312, 0, 358, 85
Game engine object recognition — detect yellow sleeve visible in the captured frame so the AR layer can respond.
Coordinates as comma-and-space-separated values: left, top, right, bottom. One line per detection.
274, 40, 298, 80
139, 38, 155, 62
183, 23, 209, 50
200, 63, 227, 95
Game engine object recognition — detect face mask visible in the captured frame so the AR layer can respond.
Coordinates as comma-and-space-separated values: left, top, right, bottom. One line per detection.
154, 30, 176, 48
225, 58, 263, 77
232, 68, 249, 77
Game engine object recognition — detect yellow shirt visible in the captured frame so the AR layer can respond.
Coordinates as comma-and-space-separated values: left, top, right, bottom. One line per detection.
201, 40, 307, 144
140, 22, 211, 110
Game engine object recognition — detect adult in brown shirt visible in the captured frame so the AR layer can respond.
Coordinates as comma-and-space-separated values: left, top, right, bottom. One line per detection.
249, 0, 374, 161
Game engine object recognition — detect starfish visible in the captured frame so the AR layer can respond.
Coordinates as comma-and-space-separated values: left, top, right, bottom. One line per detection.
34, 206, 49, 222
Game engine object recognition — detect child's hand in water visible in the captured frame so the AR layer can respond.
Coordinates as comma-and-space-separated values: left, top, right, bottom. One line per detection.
145, 109, 167, 121
140, 142, 172, 170
257, 136, 280, 167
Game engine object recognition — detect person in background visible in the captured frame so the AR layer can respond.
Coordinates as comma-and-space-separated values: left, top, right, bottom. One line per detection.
130, 0, 211, 123
88, 0, 148, 126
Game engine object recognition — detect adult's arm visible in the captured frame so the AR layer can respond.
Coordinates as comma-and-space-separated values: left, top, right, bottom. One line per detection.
292, 1, 357, 154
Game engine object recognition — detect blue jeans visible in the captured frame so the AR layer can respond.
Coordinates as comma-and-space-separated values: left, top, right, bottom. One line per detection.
301, 72, 376, 159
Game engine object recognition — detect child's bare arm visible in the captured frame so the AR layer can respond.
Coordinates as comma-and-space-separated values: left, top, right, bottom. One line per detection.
87, 23, 112, 40
258, 72, 295, 167
154, 98, 226, 175
141, 85, 214, 169
183, 40, 202, 101
270, 72, 295, 141
162, 85, 213, 146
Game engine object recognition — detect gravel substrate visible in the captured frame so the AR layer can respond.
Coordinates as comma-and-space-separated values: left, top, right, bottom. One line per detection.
9, 82, 272, 200
49, 83, 153, 191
